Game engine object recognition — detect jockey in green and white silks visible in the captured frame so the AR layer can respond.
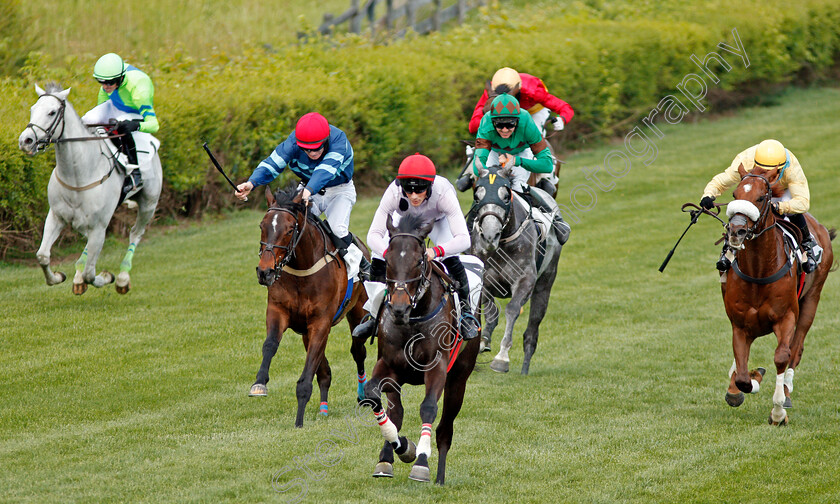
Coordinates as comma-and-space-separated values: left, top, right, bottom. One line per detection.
473, 93, 570, 244
81, 53, 158, 191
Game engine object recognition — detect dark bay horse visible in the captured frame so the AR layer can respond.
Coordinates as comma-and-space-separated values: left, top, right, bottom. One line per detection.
722, 164, 835, 425
250, 187, 369, 428
469, 164, 562, 375
363, 214, 479, 485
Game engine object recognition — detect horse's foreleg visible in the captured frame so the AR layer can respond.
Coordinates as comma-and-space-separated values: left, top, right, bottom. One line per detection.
77, 227, 114, 291
295, 320, 331, 428
348, 302, 368, 401
479, 290, 500, 353
36, 210, 67, 286
490, 279, 534, 374
315, 355, 332, 417
409, 369, 446, 483
365, 364, 412, 478
520, 266, 557, 376
250, 305, 288, 398
726, 327, 755, 407
434, 360, 474, 486
769, 313, 797, 426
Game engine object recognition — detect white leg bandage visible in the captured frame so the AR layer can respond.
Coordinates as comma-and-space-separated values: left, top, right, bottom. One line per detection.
374, 408, 399, 446
417, 423, 432, 458
784, 367, 794, 393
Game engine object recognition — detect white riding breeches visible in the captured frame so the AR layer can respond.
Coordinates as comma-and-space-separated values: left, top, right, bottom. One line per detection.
305, 180, 357, 239
371, 213, 456, 261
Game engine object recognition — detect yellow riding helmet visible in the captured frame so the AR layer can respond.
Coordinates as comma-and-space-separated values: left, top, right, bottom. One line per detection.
754, 139, 787, 168
491, 67, 522, 91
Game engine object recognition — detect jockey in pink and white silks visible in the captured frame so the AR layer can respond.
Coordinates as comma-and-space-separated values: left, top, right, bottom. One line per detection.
235, 112, 370, 278
352, 153, 480, 341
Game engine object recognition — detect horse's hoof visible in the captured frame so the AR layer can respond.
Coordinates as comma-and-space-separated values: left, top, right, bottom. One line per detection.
408, 464, 431, 483
479, 339, 491, 353
783, 397, 793, 409
73, 282, 88, 295
489, 359, 509, 373
55, 271, 66, 284
768, 413, 789, 426
248, 384, 267, 397
116, 272, 131, 294
372, 462, 393, 478
101, 271, 115, 285
725, 391, 745, 407
756, 367, 766, 377
397, 438, 417, 464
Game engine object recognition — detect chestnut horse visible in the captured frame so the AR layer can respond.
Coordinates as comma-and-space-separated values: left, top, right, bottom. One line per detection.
722, 164, 835, 425
250, 187, 369, 428
363, 214, 480, 485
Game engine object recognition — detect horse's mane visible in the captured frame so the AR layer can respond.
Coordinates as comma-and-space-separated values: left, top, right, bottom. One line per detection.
395, 213, 432, 236
271, 184, 306, 212
43, 82, 65, 94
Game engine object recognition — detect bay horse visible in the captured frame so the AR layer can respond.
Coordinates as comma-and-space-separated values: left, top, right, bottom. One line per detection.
722, 164, 835, 425
469, 163, 562, 375
18, 83, 162, 294
251, 187, 370, 428
363, 214, 479, 485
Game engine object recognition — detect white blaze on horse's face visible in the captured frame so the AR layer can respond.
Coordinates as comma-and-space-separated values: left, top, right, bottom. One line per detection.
743, 184, 752, 193
271, 214, 279, 233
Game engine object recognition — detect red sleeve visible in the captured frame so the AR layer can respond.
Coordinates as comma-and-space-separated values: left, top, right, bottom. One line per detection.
468, 90, 490, 135
527, 77, 575, 123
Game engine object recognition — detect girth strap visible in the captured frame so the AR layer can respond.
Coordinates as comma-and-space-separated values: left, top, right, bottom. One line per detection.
732, 258, 793, 285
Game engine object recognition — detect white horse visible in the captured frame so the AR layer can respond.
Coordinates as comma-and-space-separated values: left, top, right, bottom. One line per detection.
18, 83, 162, 294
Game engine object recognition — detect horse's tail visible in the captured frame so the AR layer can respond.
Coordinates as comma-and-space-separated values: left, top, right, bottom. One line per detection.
828, 228, 839, 273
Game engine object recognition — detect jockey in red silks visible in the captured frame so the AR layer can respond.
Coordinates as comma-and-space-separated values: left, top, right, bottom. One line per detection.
352, 153, 480, 341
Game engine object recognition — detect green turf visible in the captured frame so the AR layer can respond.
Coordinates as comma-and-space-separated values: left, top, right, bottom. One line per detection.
2, 86, 839, 503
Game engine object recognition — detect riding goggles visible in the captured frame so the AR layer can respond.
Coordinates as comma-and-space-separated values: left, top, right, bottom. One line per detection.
492, 118, 518, 130
300, 144, 325, 153
402, 179, 432, 194
96, 77, 122, 86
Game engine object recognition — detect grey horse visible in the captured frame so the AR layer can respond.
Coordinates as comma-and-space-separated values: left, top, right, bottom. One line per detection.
18, 83, 162, 294
468, 163, 562, 375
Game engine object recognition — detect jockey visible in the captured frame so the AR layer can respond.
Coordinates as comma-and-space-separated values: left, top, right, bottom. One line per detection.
235, 112, 370, 277
467, 67, 574, 195
700, 139, 822, 273
473, 93, 570, 244
81, 53, 158, 193
352, 153, 480, 341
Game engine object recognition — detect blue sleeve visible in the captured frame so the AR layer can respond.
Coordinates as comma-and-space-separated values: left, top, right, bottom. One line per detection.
248, 136, 295, 187
304, 128, 354, 193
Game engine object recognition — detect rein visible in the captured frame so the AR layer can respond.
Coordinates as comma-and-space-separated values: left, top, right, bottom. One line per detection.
259, 206, 311, 274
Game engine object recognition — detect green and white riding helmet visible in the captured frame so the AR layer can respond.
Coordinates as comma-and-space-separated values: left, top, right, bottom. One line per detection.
489, 93, 521, 124
93, 53, 126, 82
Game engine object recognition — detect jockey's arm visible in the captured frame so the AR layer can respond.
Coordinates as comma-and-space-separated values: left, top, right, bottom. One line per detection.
366, 185, 400, 257
435, 190, 472, 256
472, 138, 491, 176
530, 79, 574, 124
517, 139, 554, 174
777, 158, 810, 214
702, 148, 751, 199
247, 143, 291, 188
128, 76, 159, 134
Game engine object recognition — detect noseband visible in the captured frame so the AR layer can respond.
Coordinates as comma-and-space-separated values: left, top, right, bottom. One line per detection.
25, 94, 67, 153
385, 233, 431, 310
259, 206, 308, 273
473, 171, 513, 240
728, 173, 775, 241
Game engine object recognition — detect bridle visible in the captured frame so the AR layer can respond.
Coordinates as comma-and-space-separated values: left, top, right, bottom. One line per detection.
385, 233, 431, 310
728, 173, 776, 242
259, 206, 309, 273
24, 94, 67, 153
472, 170, 513, 242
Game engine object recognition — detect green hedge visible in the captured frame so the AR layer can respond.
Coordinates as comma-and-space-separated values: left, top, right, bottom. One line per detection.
2, 0, 840, 257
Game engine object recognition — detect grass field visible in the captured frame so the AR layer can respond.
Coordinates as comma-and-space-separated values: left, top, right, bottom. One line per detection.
2, 86, 839, 503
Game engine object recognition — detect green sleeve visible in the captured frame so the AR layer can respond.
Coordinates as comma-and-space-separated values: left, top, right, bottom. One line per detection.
472, 114, 495, 175
125, 71, 159, 134
516, 115, 553, 173
97, 88, 109, 106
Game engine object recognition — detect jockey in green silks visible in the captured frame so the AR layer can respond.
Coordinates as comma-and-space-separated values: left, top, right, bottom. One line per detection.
472, 93, 570, 244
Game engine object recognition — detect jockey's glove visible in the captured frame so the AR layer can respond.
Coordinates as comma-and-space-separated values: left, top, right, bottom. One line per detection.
116, 119, 141, 135
771, 202, 781, 215
465, 145, 475, 158
699, 196, 715, 210
551, 116, 565, 131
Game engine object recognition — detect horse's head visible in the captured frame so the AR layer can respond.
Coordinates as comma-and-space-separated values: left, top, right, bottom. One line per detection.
725, 164, 781, 249
256, 186, 307, 286
471, 160, 513, 254
385, 214, 435, 324
19, 83, 71, 156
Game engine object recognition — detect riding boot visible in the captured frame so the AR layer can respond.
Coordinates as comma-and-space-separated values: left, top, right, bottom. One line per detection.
120, 133, 142, 193
352, 258, 387, 340
789, 213, 820, 273
536, 178, 556, 197
528, 186, 570, 245
716, 244, 732, 272
442, 257, 480, 340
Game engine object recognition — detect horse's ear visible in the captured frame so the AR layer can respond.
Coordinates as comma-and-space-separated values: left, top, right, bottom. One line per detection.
35, 84, 46, 96
55, 88, 71, 101
475, 157, 489, 178
417, 219, 435, 239
498, 165, 514, 179
386, 214, 397, 236
510, 82, 521, 95
291, 189, 303, 204
265, 186, 275, 206
737, 163, 747, 179
485, 79, 492, 93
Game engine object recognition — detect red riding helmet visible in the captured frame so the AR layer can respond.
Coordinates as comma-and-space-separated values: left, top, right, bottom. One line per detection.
397, 153, 436, 181
295, 112, 330, 149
